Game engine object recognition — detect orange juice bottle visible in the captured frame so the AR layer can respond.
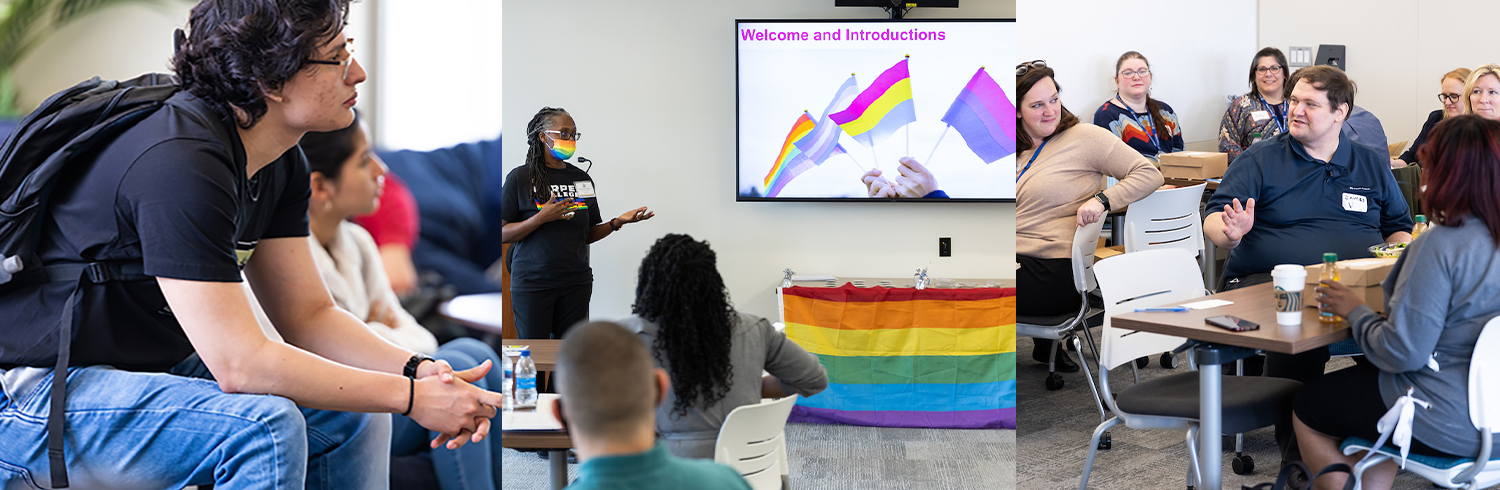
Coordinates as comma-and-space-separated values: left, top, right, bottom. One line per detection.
1319, 253, 1342, 324
1412, 215, 1428, 238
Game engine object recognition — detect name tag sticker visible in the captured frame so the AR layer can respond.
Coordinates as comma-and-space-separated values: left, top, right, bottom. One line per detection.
1342, 193, 1368, 213
1251, 110, 1270, 122
574, 181, 597, 198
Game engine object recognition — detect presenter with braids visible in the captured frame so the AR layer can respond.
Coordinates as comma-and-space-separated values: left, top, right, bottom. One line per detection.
620, 234, 827, 459
501, 107, 654, 340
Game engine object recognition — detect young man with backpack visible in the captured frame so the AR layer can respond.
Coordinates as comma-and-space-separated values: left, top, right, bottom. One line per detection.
0, 1, 504, 488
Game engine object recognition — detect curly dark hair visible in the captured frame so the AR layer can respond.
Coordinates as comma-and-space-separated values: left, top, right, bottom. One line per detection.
524, 106, 570, 201
173, 0, 350, 128
632, 234, 735, 418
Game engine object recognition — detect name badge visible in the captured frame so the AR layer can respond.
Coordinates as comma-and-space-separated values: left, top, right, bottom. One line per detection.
574, 181, 596, 198
1250, 110, 1270, 122
1342, 193, 1368, 213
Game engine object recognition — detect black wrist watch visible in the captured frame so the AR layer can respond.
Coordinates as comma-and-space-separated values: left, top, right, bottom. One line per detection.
1094, 192, 1112, 212
403, 354, 435, 379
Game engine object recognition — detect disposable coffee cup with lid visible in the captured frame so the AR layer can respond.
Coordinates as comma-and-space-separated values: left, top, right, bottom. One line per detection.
1270, 264, 1307, 325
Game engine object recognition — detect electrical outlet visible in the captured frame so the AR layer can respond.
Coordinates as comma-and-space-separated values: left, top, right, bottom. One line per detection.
939, 237, 951, 257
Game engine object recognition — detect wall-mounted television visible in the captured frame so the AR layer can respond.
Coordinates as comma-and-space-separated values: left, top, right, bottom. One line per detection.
736, 18, 1015, 202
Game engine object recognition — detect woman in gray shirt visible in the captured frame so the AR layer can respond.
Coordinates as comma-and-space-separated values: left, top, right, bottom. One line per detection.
619, 234, 828, 459
1295, 115, 1500, 490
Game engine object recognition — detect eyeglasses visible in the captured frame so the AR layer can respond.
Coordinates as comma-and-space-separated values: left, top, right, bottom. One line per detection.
305, 38, 356, 80
1256, 64, 1283, 74
1016, 60, 1047, 77
1119, 68, 1151, 79
543, 130, 582, 141
1439, 93, 1463, 103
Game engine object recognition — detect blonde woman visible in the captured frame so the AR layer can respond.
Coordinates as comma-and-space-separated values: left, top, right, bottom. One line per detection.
1464, 64, 1500, 122
1393, 67, 1471, 168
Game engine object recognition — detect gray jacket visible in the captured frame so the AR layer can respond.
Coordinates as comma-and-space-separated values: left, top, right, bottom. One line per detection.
1348, 216, 1500, 456
620, 312, 828, 459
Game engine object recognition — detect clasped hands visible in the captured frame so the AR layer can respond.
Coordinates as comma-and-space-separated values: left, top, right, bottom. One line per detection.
409, 359, 507, 451
862, 157, 939, 198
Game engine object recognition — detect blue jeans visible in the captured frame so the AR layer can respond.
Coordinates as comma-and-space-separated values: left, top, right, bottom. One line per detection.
0, 357, 390, 489
391, 338, 502, 490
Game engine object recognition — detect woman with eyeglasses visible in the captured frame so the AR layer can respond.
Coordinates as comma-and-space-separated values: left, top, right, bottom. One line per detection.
1464, 64, 1500, 123
1219, 47, 1291, 163
500, 107, 655, 340
1092, 51, 1185, 162
1016, 61, 1162, 372
1393, 68, 1472, 169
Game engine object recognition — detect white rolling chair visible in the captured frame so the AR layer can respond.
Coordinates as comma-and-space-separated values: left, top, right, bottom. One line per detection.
1120, 184, 1209, 373
715, 395, 799, 490
1081, 249, 1302, 489
1340, 316, 1500, 489
1016, 218, 1110, 431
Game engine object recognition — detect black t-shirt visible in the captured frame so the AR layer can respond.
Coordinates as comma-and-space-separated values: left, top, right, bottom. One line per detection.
500, 164, 603, 291
0, 91, 310, 371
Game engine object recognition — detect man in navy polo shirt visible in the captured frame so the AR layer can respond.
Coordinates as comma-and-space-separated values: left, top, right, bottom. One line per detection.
1204, 64, 1412, 476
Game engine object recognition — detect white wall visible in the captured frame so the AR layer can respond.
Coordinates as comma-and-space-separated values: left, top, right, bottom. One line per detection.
376, 0, 501, 151
13, 1, 377, 124
503, 0, 1015, 322
1257, 0, 1500, 151
1019, 0, 1256, 145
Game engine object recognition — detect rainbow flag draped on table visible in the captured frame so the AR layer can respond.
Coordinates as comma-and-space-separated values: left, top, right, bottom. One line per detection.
782, 284, 1016, 429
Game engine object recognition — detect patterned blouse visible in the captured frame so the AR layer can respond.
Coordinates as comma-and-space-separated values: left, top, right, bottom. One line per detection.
1218, 93, 1289, 163
1092, 99, 1185, 162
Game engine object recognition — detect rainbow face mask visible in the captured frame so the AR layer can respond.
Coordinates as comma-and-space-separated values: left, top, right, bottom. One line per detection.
548, 137, 575, 161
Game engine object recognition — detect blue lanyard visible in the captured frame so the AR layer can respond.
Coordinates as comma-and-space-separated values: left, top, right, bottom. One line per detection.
1114, 94, 1162, 154
1018, 138, 1048, 182
1257, 93, 1288, 134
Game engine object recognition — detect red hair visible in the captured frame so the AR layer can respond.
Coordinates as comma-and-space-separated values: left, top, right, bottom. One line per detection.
1418, 115, 1500, 244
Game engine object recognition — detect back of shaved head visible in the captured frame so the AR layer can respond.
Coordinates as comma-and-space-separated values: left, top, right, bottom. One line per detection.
556, 321, 658, 438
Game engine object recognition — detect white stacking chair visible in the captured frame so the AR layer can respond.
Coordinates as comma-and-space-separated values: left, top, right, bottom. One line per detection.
1341, 316, 1500, 489
1016, 218, 1110, 428
715, 395, 799, 490
1082, 249, 1302, 490
1122, 183, 1208, 290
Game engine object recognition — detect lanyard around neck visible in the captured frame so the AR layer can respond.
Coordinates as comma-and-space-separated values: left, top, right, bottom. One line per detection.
1257, 93, 1288, 134
1115, 94, 1162, 154
1018, 137, 1049, 183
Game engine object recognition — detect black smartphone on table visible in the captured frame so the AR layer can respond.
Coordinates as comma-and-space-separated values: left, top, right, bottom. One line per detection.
1206, 315, 1259, 332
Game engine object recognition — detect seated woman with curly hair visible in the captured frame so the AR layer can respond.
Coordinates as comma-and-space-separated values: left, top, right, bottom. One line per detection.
620, 234, 829, 459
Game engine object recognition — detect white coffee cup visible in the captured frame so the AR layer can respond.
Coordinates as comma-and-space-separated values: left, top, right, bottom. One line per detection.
1270, 264, 1308, 325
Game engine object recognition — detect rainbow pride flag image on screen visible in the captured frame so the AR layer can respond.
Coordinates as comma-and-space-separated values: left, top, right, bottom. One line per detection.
782, 284, 1016, 429
762, 113, 818, 197
829, 58, 917, 148
939, 67, 1016, 163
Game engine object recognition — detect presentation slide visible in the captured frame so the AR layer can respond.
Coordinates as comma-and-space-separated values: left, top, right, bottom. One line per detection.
737, 19, 1015, 202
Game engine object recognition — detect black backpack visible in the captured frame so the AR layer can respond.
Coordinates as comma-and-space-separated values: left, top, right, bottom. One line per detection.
0, 73, 179, 488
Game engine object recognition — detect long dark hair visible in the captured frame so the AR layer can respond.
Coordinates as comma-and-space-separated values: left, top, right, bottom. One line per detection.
1418, 115, 1500, 244
524, 107, 570, 201
631, 234, 735, 418
1016, 66, 1079, 154
1115, 51, 1172, 148
1246, 47, 1289, 99
299, 111, 361, 179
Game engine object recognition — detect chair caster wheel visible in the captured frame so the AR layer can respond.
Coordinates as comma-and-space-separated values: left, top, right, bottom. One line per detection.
1232, 453, 1254, 475
1160, 352, 1179, 369
1045, 373, 1064, 391
1098, 432, 1112, 450
1134, 356, 1149, 368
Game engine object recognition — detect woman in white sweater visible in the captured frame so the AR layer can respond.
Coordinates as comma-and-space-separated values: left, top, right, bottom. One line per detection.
299, 115, 506, 490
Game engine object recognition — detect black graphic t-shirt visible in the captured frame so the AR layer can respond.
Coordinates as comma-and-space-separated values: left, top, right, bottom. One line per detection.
0, 91, 310, 371
500, 163, 604, 291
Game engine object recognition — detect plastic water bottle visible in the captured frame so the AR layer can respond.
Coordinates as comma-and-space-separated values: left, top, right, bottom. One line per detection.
501, 354, 515, 412
515, 350, 538, 409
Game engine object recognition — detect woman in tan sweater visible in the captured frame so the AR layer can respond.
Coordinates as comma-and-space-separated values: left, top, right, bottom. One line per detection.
1016, 61, 1163, 371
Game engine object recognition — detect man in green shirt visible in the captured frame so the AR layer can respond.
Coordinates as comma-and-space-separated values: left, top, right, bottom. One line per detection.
551, 321, 751, 490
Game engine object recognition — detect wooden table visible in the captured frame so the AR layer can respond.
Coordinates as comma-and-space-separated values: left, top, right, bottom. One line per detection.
1112, 283, 1351, 490
501, 393, 572, 490
1163, 177, 1220, 190
501, 339, 559, 372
